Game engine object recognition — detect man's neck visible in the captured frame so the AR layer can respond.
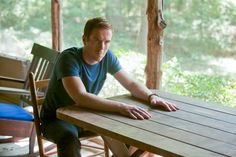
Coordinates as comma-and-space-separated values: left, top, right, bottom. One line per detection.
82, 48, 98, 65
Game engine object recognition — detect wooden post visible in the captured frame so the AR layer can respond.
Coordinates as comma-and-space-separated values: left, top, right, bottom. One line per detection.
51, 0, 62, 51
146, 0, 164, 89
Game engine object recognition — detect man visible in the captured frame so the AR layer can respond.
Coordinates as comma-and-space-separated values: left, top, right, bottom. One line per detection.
41, 17, 178, 157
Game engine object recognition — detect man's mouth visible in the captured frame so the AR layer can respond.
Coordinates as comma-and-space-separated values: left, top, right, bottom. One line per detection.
96, 51, 103, 56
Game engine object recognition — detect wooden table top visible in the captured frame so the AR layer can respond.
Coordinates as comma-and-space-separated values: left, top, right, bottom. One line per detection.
57, 91, 236, 157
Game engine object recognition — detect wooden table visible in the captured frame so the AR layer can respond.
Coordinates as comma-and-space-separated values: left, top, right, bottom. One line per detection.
57, 91, 236, 157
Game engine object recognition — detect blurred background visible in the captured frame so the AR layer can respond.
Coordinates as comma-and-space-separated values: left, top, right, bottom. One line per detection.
0, 0, 235, 107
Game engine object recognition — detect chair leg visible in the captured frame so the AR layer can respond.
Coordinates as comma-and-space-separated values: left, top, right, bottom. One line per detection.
104, 143, 110, 157
81, 137, 110, 157
28, 125, 36, 157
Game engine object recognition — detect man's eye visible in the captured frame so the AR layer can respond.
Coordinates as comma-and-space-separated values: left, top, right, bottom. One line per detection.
96, 39, 101, 43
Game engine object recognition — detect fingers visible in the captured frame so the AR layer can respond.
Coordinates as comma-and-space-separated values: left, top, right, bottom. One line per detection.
169, 103, 179, 111
161, 102, 179, 111
129, 107, 151, 120
151, 98, 179, 112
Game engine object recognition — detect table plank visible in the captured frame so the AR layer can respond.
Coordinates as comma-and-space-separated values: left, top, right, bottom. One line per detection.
110, 95, 236, 144
107, 95, 236, 157
154, 110, 236, 134
111, 95, 236, 134
150, 111, 236, 145
155, 90, 236, 115
97, 111, 236, 157
166, 98, 236, 124
112, 94, 236, 124
57, 106, 227, 157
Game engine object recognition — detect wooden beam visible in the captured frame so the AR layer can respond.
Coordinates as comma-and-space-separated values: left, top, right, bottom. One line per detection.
51, 0, 62, 51
146, 0, 164, 89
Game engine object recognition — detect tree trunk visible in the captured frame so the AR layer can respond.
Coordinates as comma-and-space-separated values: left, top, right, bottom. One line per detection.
51, 0, 63, 51
146, 0, 163, 89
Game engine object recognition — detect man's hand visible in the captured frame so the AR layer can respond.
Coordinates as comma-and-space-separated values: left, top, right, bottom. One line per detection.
150, 95, 179, 111
118, 104, 151, 120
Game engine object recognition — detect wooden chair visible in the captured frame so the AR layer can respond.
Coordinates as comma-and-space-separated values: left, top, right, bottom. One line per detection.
0, 43, 59, 104
0, 43, 59, 157
29, 72, 110, 157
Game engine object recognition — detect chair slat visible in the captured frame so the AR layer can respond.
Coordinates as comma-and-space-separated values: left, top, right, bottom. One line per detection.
37, 98, 45, 106
31, 43, 59, 63
20, 43, 59, 106
36, 79, 50, 88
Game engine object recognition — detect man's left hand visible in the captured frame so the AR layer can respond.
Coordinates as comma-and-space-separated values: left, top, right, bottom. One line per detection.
149, 95, 179, 111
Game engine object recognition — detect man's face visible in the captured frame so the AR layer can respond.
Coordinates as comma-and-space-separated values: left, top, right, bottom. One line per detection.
83, 28, 112, 63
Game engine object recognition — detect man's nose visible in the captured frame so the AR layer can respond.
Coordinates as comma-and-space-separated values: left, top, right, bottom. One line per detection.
98, 41, 105, 50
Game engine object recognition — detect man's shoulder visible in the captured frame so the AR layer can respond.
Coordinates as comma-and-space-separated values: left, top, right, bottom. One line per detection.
62, 47, 82, 54
56, 47, 83, 64
106, 49, 116, 58
59, 47, 83, 59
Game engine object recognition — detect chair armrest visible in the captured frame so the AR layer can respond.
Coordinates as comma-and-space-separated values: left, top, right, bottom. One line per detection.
0, 86, 45, 97
0, 76, 25, 84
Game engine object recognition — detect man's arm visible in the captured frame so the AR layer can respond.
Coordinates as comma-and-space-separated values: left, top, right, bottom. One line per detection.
114, 70, 151, 101
114, 69, 179, 111
62, 76, 151, 119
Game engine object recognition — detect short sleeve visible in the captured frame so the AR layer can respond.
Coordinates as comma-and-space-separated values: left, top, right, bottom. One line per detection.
55, 49, 81, 80
107, 50, 122, 75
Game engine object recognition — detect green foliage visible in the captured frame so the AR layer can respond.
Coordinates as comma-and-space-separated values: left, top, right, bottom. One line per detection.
112, 48, 127, 58
0, 0, 51, 32
162, 58, 236, 107
162, 0, 236, 107
0, 1, 29, 28
60, 0, 143, 49
164, 0, 236, 58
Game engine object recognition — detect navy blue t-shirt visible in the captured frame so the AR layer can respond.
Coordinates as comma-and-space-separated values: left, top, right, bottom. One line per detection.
41, 47, 122, 120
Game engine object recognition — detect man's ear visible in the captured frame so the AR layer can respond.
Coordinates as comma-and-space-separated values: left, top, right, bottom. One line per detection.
82, 35, 86, 45
82, 35, 87, 45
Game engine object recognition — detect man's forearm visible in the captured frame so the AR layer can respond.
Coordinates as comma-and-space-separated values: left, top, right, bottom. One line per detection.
75, 92, 123, 113
114, 70, 152, 102
128, 81, 152, 102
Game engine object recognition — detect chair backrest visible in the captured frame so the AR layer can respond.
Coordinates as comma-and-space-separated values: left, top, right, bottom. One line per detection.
21, 43, 59, 106
27, 43, 59, 83
29, 72, 50, 156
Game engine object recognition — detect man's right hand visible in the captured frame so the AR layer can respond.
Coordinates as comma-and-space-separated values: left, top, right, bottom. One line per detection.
118, 104, 151, 120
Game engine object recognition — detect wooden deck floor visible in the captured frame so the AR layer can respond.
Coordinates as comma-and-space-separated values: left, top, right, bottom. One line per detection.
0, 136, 106, 157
